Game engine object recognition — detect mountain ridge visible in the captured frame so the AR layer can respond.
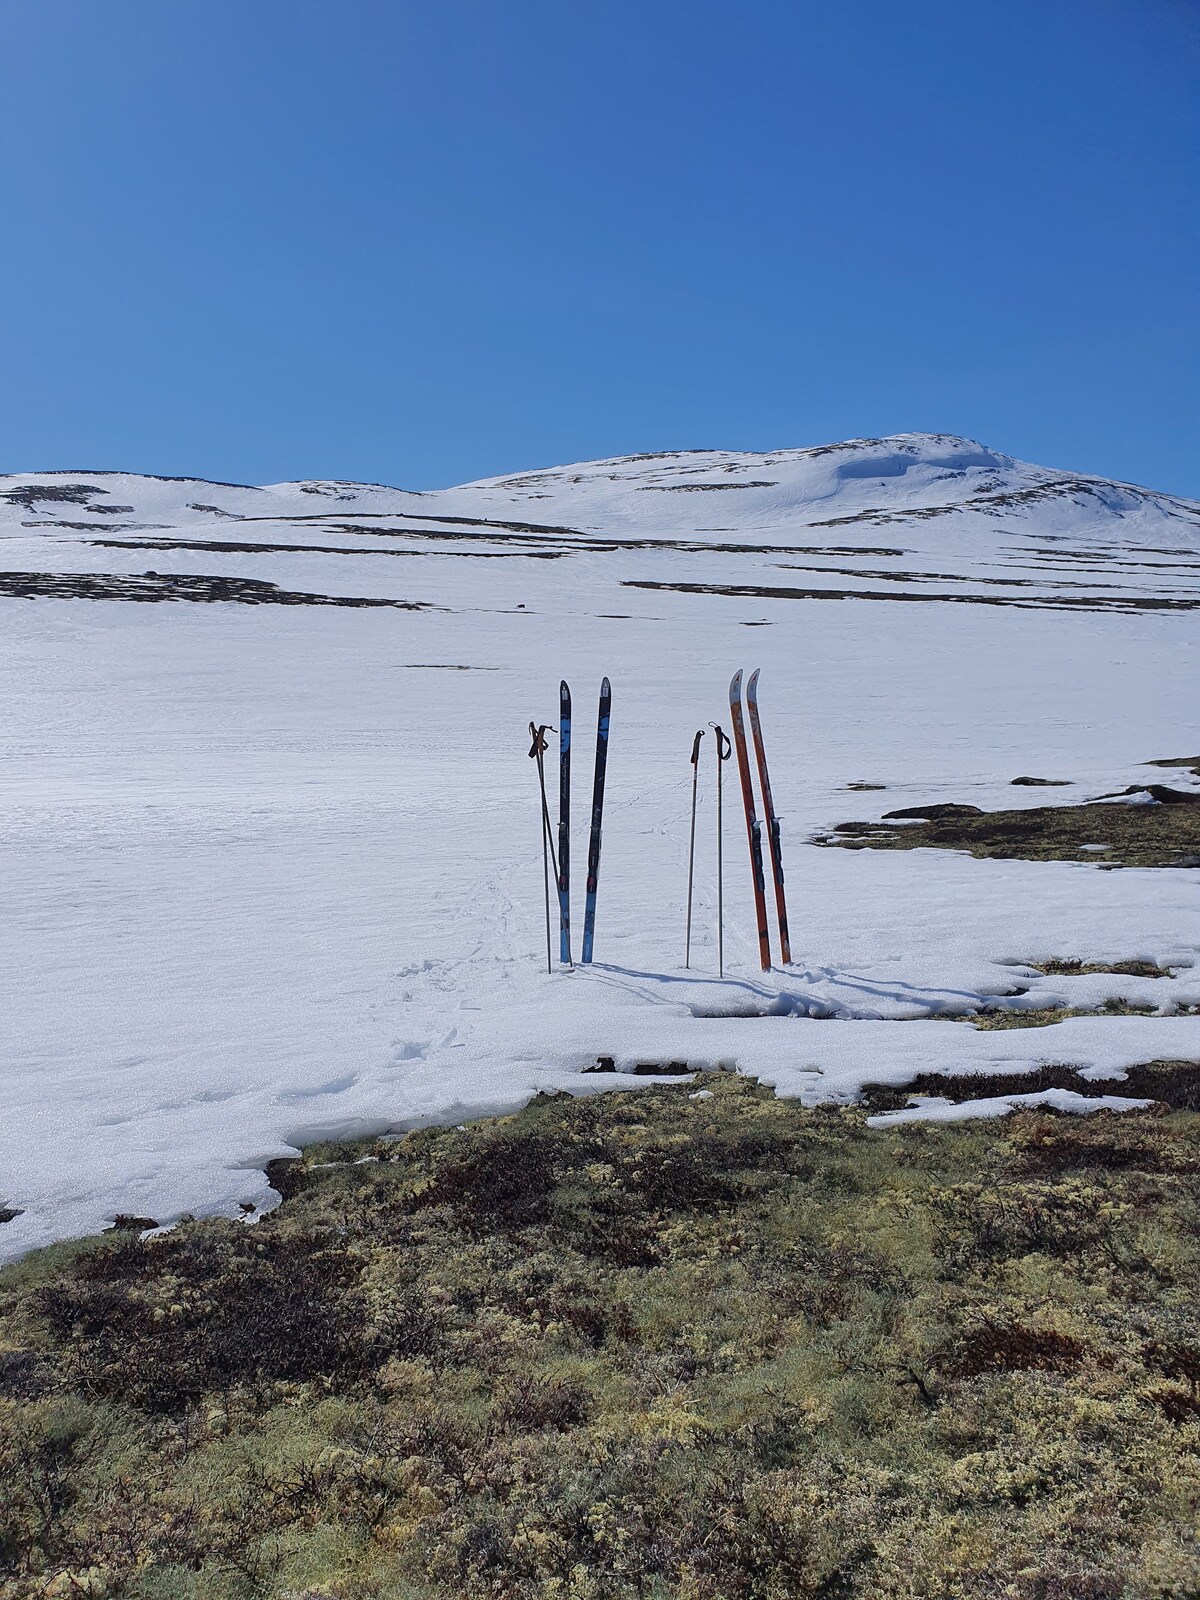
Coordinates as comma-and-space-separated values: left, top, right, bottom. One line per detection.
5, 432, 1199, 518
3, 434, 1199, 589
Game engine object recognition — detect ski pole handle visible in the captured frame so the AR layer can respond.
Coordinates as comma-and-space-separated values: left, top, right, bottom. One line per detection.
690, 729, 704, 767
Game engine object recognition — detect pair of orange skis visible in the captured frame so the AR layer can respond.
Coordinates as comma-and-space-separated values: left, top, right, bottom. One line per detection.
729, 669, 790, 970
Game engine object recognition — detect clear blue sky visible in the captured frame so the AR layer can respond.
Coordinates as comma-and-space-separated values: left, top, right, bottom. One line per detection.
2, 0, 1197, 493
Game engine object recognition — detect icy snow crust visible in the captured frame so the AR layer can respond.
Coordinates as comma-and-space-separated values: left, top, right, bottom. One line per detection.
2, 433, 1198, 1258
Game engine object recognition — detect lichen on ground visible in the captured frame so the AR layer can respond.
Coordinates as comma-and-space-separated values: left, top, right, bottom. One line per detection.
4, 1075, 1200, 1598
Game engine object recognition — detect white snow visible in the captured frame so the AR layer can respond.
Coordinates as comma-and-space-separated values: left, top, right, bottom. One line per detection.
1, 433, 1198, 1260
866, 1087, 1156, 1128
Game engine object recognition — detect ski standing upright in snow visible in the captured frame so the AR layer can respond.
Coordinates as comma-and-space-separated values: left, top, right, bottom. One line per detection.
745, 669, 791, 964
557, 681, 573, 965
729, 670, 772, 971
581, 678, 611, 964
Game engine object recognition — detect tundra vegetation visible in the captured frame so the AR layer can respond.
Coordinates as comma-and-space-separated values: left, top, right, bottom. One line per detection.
3, 1074, 1200, 1599
816, 787, 1200, 869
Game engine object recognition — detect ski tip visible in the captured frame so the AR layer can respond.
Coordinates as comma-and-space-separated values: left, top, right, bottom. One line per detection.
600, 676, 611, 696
729, 668, 742, 696
560, 680, 571, 700
747, 667, 760, 695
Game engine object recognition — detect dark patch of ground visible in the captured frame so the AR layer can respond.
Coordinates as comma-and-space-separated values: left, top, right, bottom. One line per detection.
623, 579, 1200, 614
1133, 785, 1200, 805
860, 1058, 1200, 1113
806, 505, 959, 527
816, 798, 1200, 868
21, 521, 144, 532
1087, 783, 1200, 806
240, 508, 587, 537
939, 1000, 1159, 1030
87, 536, 569, 560
0, 483, 108, 510
883, 803, 982, 821
0, 571, 432, 609
1148, 757, 1200, 776
1033, 958, 1176, 979
637, 481, 778, 491
772, 561, 1137, 593
324, 521, 909, 561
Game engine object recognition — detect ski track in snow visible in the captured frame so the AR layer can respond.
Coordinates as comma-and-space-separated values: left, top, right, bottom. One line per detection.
1, 434, 1199, 1259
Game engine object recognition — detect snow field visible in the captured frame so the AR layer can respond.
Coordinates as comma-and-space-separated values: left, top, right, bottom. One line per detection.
1, 435, 1198, 1259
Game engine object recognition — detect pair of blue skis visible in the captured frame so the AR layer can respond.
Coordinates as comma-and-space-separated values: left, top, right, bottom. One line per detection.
556, 677, 610, 965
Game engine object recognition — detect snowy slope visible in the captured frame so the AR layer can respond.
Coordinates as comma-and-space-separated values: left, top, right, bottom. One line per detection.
2, 433, 1198, 1260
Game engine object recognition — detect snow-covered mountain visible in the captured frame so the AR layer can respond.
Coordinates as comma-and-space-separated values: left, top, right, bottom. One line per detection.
4, 433, 1199, 614
2, 433, 1198, 1259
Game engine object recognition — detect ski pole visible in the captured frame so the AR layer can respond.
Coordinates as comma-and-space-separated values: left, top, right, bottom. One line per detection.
528, 722, 559, 974
685, 729, 704, 968
710, 723, 732, 976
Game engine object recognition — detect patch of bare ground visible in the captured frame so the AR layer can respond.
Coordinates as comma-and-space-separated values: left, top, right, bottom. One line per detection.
636, 480, 778, 491
1033, 958, 1176, 979
0, 572, 433, 609
88, 537, 570, 560
324, 522, 908, 559
622, 578, 1200, 614
816, 794, 1200, 868
860, 1058, 1200, 1113
0, 483, 109, 510
939, 1000, 1159, 1030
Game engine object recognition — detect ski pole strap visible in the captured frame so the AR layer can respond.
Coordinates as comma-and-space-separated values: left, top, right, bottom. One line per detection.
528, 722, 550, 759
689, 729, 704, 767
711, 723, 732, 760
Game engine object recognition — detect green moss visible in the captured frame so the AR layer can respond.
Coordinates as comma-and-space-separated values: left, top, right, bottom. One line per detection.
3, 1078, 1200, 1598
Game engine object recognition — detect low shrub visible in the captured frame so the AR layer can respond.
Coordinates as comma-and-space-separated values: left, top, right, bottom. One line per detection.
2, 1080, 1200, 1598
